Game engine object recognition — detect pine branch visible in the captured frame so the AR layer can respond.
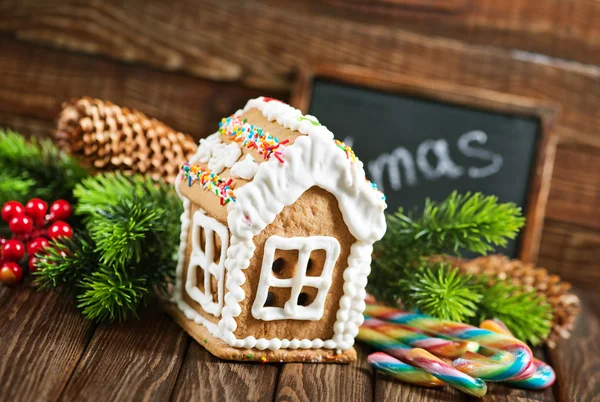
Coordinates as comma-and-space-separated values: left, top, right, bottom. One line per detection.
75, 172, 183, 268
0, 128, 88, 204
400, 263, 482, 322
0, 171, 34, 206
77, 265, 148, 322
33, 233, 99, 290
474, 278, 553, 345
368, 191, 553, 344
378, 191, 525, 259
45, 172, 183, 322
90, 200, 168, 266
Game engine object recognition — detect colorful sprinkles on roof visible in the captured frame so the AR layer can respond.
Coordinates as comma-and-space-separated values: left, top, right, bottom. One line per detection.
180, 162, 236, 205
219, 115, 288, 163
334, 139, 357, 163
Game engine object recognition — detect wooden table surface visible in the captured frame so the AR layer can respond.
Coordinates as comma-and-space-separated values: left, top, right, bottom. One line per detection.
1, 284, 598, 402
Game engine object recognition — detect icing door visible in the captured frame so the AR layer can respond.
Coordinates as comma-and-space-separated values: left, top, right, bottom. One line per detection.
185, 210, 228, 317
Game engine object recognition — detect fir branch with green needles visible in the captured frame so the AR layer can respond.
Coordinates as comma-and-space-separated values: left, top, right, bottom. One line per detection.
0, 128, 88, 207
35, 172, 182, 322
368, 191, 553, 345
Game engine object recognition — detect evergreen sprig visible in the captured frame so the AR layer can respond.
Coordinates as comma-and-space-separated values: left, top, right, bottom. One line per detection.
368, 192, 552, 345
0, 128, 88, 206
77, 266, 148, 322
475, 278, 553, 345
34, 232, 99, 290
35, 172, 182, 322
400, 262, 482, 323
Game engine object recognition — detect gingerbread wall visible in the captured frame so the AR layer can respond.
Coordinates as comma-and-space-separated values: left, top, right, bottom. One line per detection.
232, 186, 356, 342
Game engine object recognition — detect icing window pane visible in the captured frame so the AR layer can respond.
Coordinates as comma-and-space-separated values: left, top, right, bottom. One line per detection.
185, 210, 228, 317
251, 235, 341, 321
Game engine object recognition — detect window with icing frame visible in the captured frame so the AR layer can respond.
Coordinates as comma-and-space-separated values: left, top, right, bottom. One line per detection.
251, 235, 341, 321
185, 210, 228, 317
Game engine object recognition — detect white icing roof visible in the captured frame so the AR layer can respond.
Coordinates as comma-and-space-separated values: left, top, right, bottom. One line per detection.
182, 97, 387, 245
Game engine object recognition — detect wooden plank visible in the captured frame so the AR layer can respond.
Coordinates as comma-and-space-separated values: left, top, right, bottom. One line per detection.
547, 288, 600, 402
537, 220, 600, 289
1, 0, 600, 77
0, 287, 96, 402
546, 145, 600, 230
171, 341, 279, 402
275, 344, 372, 401
0, 38, 281, 141
0, 111, 55, 138
375, 369, 467, 402
319, 0, 600, 67
59, 303, 188, 401
0, 284, 11, 307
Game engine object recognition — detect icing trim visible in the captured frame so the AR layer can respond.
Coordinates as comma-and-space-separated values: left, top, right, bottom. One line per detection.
230, 154, 258, 180
251, 235, 341, 321
208, 142, 242, 174
185, 210, 229, 317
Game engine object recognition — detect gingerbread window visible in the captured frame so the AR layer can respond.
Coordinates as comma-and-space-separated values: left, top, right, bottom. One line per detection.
185, 210, 228, 317
251, 235, 341, 321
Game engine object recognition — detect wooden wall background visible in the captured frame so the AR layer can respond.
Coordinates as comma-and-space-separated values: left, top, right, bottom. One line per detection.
0, 0, 598, 289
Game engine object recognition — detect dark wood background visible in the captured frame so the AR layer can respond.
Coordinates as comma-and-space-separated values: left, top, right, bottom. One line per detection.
0, 1, 599, 401
0, 0, 598, 289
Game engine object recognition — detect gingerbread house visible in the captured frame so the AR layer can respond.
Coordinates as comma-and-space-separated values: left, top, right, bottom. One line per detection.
170, 97, 386, 363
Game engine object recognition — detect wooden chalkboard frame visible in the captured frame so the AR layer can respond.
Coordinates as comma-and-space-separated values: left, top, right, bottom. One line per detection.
291, 65, 559, 263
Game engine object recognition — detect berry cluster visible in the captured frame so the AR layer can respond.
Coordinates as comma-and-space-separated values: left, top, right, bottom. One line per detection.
1, 199, 73, 285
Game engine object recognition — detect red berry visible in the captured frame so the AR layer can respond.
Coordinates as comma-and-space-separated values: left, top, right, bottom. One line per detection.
25, 198, 48, 224
28, 237, 50, 256
1, 240, 25, 262
9, 215, 33, 235
0, 237, 6, 247
1, 201, 25, 222
0, 262, 23, 285
49, 200, 72, 222
29, 256, 40, 272
47, 221, 73, 239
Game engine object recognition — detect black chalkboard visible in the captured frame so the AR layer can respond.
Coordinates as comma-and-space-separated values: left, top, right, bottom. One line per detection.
293, 67, 557, 261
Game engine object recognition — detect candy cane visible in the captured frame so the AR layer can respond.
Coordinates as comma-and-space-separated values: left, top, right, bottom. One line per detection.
358, 327, 415, 360
363, 317, 474, 359
405, 348, 488, 398
368, 352, 446, 388
364, 304, 532, 381
360, 327, 488, 395
480, 319, 556, 389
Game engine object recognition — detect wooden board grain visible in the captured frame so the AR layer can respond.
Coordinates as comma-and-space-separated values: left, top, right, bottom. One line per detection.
537, 220, 600, 289
0, 38, 279, 141
59, 305, 188, 402
374, 369, 467, 402
547, 289, 600, 402
1, 0, 600, 78
275, 344, 372, 401
0, 288, 96, 402
546, 145, 600, 230
319, 0, 600, 67
0, 111, 55, 138
171, 341, 279, 402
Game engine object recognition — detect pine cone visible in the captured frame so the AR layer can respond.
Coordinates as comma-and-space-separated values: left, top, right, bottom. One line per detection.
455, 255, 580, 348
55, 97, 198, 182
